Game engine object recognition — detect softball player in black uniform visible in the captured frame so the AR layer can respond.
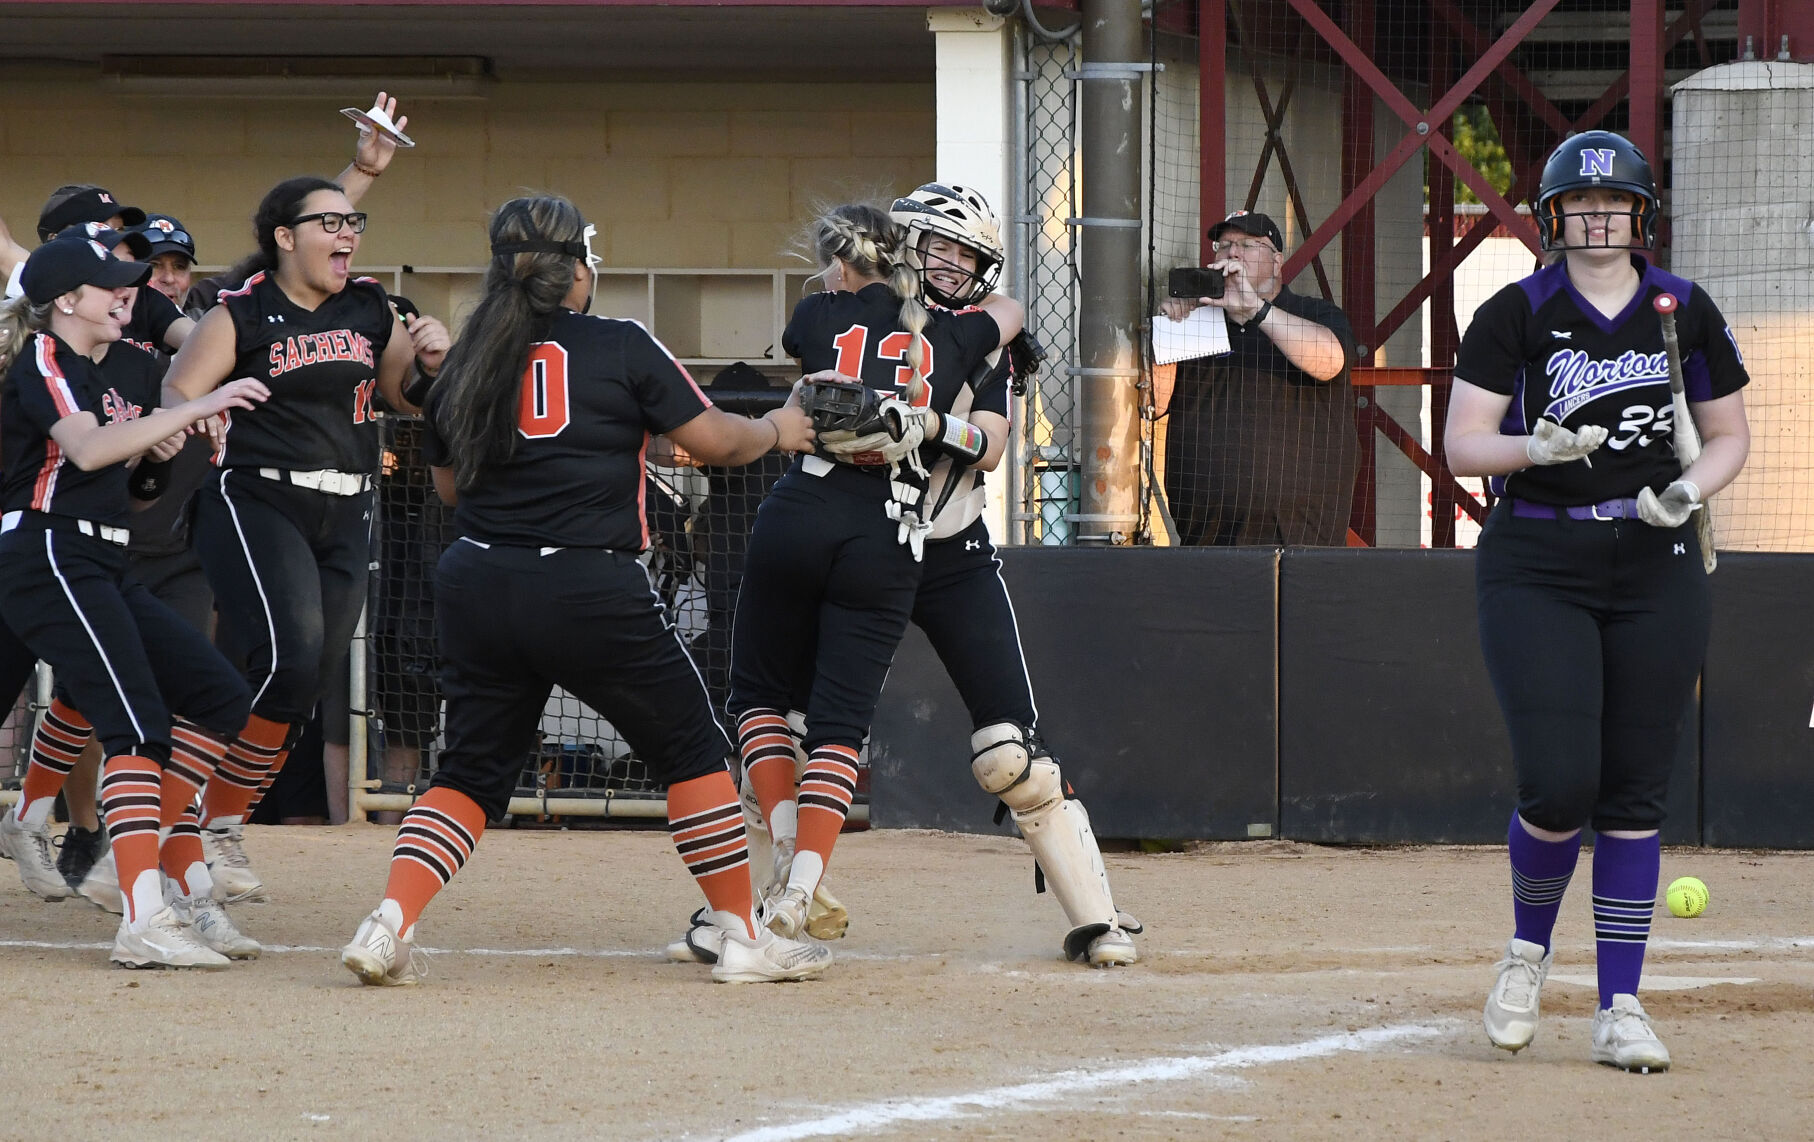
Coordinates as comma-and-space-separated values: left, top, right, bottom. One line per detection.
338, 194, 825, 986
161, 175, 427, 902
1445, 132, 1750, 1072
0, 234, 269, 968
728, 202, 1018, 942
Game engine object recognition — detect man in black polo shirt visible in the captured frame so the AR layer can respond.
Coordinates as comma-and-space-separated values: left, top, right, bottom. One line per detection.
1160, 210, 1360, 546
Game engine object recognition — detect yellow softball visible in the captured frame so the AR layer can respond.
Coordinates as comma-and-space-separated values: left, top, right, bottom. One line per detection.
1666, 876, 1709, 918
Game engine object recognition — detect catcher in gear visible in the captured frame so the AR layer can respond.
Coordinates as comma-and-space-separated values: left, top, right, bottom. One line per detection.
1445, 130, 1750, 1069
674, 184, 1138, 969
719, 201, 1020, 949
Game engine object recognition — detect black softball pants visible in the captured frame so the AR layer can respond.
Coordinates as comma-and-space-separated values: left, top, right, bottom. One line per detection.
729, 470, 923, 753
430, 540, 731, 821
192, 469, 372, 725
1475, 503, 1710, 833
0, 520, 250, 764
913, 518, 1038, 731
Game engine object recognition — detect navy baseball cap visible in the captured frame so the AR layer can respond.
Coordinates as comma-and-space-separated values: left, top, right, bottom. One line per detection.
21, 234, 153, 304
37, 185, 146, 243
129, 214, 197, 262
1208, 210, 1284, 251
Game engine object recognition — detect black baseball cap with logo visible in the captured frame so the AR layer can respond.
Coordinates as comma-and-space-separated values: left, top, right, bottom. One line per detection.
21, 233, 153, 304
73, 221, 153, 261
1207, 210, 1284, 251
36, 185, 147, 243
130, 214, 198, 262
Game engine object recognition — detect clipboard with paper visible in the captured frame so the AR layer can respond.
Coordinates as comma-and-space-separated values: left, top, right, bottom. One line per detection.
1151, 306, 1232, 365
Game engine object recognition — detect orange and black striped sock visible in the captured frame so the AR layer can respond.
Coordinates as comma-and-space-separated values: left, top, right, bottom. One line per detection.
199, 714, 292, 828
381, 787, 486, 937
790, 744, 860, 895
160, 720, 231, 896
736, 708, 798, 836
668, 770, 755, 938
13, 699, 91, 827
101, 755, 165, 928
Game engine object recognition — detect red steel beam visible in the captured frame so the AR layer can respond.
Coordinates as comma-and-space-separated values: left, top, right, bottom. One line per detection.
1431, 0, 1572, 137
1628, 0, 1666, 181
1199, 0, 1227, 264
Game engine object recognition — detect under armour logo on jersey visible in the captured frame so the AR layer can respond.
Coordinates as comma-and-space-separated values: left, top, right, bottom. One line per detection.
1580, 148, 1616, 178
965, 539, 982, 550
1551, 330, 1572, 340
1674, 542, 1686, 555
267, 314, 285, 323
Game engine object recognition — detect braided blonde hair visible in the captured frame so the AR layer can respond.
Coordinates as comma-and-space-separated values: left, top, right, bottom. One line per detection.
813, 204, 930, 400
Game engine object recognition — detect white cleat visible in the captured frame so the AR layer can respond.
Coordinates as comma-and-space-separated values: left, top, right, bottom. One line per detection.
768, 836, 795, 897
711, 927, 832, 984
1086, 926, 1139, 967
665, 908, 724, 965
0, 813, 72, 900
804, 882, 849, 941
76, 847, 125, 914
176, 894, 261, 959
1484, 937, 1552, 1053
762, 885, 810, 940
202, 823, 266, 903
341, 910, 425, 987
1591, 993, 1671, 1073
111, 906, 231, 970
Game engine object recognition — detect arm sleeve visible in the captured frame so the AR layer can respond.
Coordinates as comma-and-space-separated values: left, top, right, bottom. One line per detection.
1683, 285, 1749, 402
969, 350, 1012, 418
1453, 286, 1530, 395
781, 294, 826, 363
626, 325, 714, 434
13, 337, 92, 432
952, 309, 1003, 367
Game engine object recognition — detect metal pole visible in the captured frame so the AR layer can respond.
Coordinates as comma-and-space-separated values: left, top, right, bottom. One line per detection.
1075, 0, 1145, 546
1008, 22, 1031, 546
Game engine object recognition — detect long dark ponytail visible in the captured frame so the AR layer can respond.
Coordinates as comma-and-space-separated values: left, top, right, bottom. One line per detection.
435, 195, 586, 490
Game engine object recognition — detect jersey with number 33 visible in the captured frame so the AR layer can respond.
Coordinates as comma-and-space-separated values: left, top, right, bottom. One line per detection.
1455, 256, 1748, 505
420, 311, 711, 552
213, 271, 395, 475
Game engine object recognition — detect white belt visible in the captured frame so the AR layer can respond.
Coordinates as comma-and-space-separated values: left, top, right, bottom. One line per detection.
256, 467, 371, 496
1, 510, 129, 546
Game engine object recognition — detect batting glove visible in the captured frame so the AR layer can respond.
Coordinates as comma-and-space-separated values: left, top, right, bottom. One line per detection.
1526, 419, 1609, 466
1636, 480, 1701, 528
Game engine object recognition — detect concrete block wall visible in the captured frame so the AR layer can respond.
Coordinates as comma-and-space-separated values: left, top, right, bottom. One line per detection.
1, 66, 935, 280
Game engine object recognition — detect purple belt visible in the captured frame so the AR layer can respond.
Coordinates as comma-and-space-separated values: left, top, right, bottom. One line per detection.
1510, 496, 1642, 521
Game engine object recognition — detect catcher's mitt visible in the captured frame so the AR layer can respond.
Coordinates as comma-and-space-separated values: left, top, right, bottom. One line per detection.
799, 375, 926, 465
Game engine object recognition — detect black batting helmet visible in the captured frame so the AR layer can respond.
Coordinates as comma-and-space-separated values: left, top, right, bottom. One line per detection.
1534, 131, 1659, 252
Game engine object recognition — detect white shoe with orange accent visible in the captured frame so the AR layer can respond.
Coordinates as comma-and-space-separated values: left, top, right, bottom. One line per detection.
341, 910, 425, 987
711, 927, 832, 983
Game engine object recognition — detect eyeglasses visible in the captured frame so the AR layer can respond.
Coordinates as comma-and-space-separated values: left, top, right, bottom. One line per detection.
289, 212, 369, 235
1213, 239, 1276, 256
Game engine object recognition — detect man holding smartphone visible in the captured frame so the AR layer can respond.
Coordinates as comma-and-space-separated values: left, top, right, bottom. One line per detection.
1158, 211, 1360, 546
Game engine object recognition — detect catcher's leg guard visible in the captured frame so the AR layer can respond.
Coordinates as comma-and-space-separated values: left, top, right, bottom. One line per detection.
972, 722, 1120, 962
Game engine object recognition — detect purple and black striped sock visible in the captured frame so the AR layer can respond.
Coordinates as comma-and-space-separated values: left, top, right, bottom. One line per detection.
1508, 812, 1581, 953
1592, 832, 1660, 1009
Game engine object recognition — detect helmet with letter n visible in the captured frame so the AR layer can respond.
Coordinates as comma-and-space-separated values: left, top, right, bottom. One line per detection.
889, 182, 1005, 307
1534, 130, 1660, 253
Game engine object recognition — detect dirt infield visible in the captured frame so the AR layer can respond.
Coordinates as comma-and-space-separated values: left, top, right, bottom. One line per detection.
0, 827, 1809, 1141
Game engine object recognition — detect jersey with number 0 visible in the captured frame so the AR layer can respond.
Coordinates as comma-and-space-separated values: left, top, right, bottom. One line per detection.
2, 333, 162, 526
212, 271, 394, 474
1455, 256, 1748, 505
420, 310, 711, 551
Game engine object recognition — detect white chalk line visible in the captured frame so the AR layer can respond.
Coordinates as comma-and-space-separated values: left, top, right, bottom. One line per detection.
709, 1021, 1453, 1142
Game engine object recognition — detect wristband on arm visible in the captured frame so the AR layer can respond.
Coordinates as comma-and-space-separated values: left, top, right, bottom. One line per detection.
931, 410, 989, 466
